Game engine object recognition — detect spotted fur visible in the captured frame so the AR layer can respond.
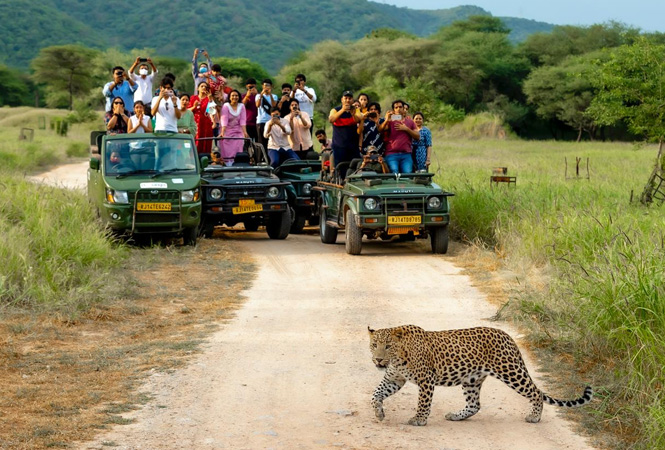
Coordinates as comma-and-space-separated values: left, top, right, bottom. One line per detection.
368, 325, 593, 426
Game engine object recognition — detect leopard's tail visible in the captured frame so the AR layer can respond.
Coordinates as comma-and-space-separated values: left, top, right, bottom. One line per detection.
544, 386, 593, 408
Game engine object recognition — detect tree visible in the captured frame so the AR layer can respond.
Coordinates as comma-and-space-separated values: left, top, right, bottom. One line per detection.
31, 45, 100, 109
518, 22, 639, 68
0, 65, 30, 106
216, 57, 270, 84
588, 37, 665, 203
524, 53, 603, 141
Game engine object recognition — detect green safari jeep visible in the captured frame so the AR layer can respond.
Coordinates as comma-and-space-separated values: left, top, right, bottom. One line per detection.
87, 132, 203, 245
314, 158, 454, 255
273, 158, 321, 234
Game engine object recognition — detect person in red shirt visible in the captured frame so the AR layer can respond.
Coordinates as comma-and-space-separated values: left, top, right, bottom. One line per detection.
189, 82, 215, 157
383, 99, 420, 173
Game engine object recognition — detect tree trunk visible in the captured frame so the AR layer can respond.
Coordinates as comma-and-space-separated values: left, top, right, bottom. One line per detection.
576, 126, 583, 143
68, 70, 74, 111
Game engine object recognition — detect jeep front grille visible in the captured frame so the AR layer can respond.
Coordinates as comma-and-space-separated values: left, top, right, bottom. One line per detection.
133, 190, 180, 201
226, 186, 266, 201
383, 196, 424, 214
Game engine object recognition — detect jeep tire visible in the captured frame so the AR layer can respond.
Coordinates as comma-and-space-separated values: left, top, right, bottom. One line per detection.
290, 210, 307, 234
430, 225, 449, 254
183, 226, 198, 246
266, 209, 291, 240
320, 207, 338, 244
345, 210, 363, 255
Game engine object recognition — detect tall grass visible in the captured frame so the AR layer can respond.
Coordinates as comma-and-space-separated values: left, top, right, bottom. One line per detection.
0, 107, 124, 314
432, 136, 665, 448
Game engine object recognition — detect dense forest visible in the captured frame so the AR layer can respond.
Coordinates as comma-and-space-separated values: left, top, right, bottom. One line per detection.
0, 0, 552, 71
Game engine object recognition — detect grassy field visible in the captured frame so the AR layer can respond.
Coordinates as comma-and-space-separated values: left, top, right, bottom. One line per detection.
430, 132, 665, 449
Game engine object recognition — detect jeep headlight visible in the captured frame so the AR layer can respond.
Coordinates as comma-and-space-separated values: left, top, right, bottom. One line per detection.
106, 189, 128, 204
302, 183, 312, 195
210, 188, 223, 200
364, 197, 379, 210
428, 196, 442, 209
181, 188, 199, 202
267, 186, 280, 198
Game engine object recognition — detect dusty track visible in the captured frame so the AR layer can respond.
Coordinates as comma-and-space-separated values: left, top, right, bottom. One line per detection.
77, 230, 595, 450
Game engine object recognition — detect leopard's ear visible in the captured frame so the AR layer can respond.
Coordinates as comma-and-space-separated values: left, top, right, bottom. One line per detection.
391, 328, 404, 341
368, 326, 375, 334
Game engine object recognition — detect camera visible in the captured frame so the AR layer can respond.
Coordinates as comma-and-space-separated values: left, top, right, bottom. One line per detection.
368, 112, 378, 119
392, 114, 402, 121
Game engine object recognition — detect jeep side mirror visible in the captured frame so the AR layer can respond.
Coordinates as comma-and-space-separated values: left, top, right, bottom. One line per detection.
89, 157, 99, 171
200, 156, 209, 170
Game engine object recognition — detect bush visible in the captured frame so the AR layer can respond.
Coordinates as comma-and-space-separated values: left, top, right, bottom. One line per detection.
0, 175, 125, 312
443, 112, 511, 139
66, 142, 88, 157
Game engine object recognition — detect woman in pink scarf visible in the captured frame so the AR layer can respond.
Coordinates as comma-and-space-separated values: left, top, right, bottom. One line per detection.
219, 89, 248, 164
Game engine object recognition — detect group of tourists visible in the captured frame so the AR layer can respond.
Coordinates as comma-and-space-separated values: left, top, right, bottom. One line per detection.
103, 49, 432, 173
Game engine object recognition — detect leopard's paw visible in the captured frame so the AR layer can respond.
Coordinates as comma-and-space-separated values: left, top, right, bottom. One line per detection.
371, 401, 385, 421
407, 416, 427, 426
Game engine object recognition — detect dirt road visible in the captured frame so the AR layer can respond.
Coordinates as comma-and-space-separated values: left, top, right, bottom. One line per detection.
30, 163, 593, 449
77, 231, 595, 450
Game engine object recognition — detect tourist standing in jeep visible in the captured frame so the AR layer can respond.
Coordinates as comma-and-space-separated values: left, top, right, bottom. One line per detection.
329, 90, 362, 176
383, 99, 419, 173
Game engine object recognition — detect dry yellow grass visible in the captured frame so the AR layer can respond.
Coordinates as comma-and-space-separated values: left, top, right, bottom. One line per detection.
0, 238, 254, 449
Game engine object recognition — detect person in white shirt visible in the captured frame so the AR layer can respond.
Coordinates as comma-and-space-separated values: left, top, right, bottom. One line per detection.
128, 101, 153, 133
264, 107, 299, 168
151, 78, 181, 132
290, 73, 316, 134
129, 57, 158, 110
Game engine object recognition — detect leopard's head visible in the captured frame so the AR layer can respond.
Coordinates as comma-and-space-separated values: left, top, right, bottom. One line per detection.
368, 326, 404, 369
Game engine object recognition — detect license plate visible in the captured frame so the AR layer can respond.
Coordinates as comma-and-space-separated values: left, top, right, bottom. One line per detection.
239, 199, 256, 207
137, 202, 172, 211
388, 226, 420, 235
232, 204, 263, 215
388, 215, 421, 225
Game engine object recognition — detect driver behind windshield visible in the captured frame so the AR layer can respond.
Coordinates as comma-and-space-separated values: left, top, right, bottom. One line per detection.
107, 148, 134, 173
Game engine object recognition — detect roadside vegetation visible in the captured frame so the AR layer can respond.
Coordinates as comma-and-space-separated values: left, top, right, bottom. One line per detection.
0, 109, 255, 448
431, 135, 665, 449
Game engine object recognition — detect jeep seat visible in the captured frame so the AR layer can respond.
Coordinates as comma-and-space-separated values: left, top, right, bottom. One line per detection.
233, 152, 251, 166
348, 158, 363, 175
129, 142, 156, 171
335, 161, 351, 183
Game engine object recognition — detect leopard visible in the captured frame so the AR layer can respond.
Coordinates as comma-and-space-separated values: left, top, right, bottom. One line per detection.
368, 325, 593, 426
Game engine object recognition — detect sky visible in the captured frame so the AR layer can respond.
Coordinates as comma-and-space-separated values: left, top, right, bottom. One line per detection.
372, 0, 665, 32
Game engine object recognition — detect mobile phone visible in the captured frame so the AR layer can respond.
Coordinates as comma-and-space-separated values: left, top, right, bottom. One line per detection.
392, 114, 402, 121
139, 57, 147, 62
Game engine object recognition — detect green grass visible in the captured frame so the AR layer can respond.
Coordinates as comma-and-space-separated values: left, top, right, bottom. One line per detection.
0, 106, 124, 314
431, 136, 665, 449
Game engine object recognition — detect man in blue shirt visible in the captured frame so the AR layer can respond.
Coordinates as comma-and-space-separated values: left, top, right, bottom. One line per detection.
103, 66, 137, 113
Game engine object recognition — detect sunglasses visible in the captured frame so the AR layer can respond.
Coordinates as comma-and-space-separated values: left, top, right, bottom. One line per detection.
247, 85, 256, 89
113, 101, 124, 105
115, 72, 123, 76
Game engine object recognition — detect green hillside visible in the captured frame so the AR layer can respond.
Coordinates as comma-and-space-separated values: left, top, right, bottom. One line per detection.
0, 0, 553, 72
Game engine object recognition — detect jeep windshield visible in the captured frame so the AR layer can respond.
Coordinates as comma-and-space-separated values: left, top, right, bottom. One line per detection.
204, 167, 273, 179
104, 138, 198, 177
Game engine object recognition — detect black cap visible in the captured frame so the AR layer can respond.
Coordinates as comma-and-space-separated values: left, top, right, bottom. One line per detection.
342, 90, 353, 97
